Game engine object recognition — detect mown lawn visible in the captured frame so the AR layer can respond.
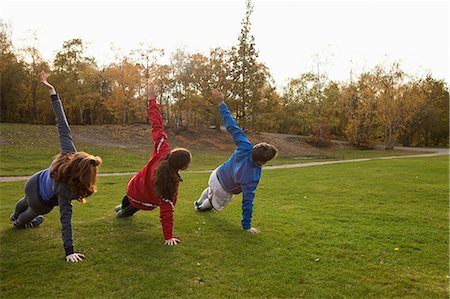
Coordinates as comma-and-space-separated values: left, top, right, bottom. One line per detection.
0, 156, 448, 298
0, 123, 430, 176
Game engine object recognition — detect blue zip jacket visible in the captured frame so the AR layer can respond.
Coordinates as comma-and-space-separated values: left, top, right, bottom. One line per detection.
216, 103, 261, 230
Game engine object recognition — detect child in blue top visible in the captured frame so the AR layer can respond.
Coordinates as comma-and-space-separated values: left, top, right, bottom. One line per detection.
194, 89, 278, 233
10, 71, 102, 262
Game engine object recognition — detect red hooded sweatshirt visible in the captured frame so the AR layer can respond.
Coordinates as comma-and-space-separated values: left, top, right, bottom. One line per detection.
126, 98, 178, 240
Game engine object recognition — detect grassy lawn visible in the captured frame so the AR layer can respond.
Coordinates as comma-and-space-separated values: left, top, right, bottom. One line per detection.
264, 148, 431, 167
0, 123, 431, 176
0, 156, 448, 298
1, 144, 428, 176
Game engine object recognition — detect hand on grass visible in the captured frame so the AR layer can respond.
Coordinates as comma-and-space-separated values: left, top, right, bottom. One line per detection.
148, 82, 158, 99
66, 253, 85, 262
245, 227, 260, 233
164, 237, 181, 246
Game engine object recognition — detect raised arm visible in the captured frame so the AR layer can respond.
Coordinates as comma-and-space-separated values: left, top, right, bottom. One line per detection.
147, 82, 169, 154
40, 71, 76, 154
211, 89, 252, 150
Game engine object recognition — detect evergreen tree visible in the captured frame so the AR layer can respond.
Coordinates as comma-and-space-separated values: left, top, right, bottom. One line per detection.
229, 0, 270, 129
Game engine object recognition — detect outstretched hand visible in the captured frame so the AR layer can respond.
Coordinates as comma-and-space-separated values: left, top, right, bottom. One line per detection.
39, 71, 55, 91
211, 89, 224, 105
66, 252, 85, 262
164, 237, 181, 246
148, 82, 158, 99
245, 227, 261, 233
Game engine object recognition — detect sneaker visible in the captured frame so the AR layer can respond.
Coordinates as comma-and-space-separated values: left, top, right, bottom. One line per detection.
194, 201, 212, 212
10, 213, 17, 222
24, 216, 44, 229
116, 210, 123, 218
115, 204, 122, 212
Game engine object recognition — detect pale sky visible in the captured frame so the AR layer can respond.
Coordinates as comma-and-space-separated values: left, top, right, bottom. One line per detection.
1, 0, 449, 86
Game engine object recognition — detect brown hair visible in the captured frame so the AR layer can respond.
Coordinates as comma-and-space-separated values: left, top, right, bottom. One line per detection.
50, 152, 102, 201
154, 148, 191, 199
252, 142, 278, 164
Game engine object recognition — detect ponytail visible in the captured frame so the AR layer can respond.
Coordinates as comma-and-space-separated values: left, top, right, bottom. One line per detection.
153, 156, 179, 199
154, 148, 191, 199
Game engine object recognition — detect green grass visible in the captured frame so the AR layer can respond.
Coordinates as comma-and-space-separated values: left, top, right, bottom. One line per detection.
2, 143, 426, 176
1, 156, 448, 298
0, 122, 431, 176
264, 148, 431, 167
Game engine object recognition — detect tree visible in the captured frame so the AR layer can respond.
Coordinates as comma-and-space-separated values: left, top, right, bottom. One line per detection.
19, 43, 50, 123
0, 21, 27, 122
169, 48, 194, 128
373, 63, 405, 149
104, 57, 144, 124
415, 76, 449, 146
187, 48, 234, 129
282, 73, 317, 135
251, 84, 283, 132
152, 63, 174, 126
340, 73, 380, 148
53, 38, 101, 124
131, 44, 164, 120
397, 79, 427, 146
229, 0, 270, 129
283, 71, 340, 145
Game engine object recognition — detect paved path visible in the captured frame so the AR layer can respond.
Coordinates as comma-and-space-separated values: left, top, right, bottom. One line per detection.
1, 148, 448, 183
375, 145, 449, 154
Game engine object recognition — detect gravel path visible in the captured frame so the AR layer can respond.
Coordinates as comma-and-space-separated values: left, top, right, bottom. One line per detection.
1, 148, 447, 183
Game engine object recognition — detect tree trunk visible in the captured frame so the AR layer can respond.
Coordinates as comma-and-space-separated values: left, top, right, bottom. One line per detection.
79, 108, 84, 124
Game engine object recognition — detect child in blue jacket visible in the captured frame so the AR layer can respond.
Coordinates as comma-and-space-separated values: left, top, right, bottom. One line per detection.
194, 89, 277, 233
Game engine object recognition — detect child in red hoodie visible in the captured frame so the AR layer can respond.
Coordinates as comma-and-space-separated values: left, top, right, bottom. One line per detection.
115, 82, 191, 246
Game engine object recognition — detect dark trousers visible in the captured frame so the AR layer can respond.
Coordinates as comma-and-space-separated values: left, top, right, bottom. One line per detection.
13, 172, 53, 226
118, 195, 140, 217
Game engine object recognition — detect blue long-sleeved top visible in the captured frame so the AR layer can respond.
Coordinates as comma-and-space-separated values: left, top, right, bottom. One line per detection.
216, 103, 261, 230
38, 94, 77, 256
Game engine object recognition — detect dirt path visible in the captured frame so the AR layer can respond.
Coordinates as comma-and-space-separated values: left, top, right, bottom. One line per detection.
1, 149, 447, 183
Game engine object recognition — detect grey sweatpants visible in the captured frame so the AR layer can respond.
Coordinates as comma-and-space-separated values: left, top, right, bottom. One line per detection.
13, 172, 53, 226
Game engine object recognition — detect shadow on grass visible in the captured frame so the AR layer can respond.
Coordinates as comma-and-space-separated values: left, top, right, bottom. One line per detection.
189, 209, 265, 246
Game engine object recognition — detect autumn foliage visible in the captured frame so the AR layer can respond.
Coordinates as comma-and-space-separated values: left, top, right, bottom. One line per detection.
0, 13, 448, 148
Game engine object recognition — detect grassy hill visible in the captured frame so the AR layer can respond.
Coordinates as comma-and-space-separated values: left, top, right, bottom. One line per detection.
0, 123, 429, 176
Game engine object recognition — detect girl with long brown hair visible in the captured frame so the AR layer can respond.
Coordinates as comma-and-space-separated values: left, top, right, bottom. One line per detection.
10, 71, 102, 262
115, 82, 191, 246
